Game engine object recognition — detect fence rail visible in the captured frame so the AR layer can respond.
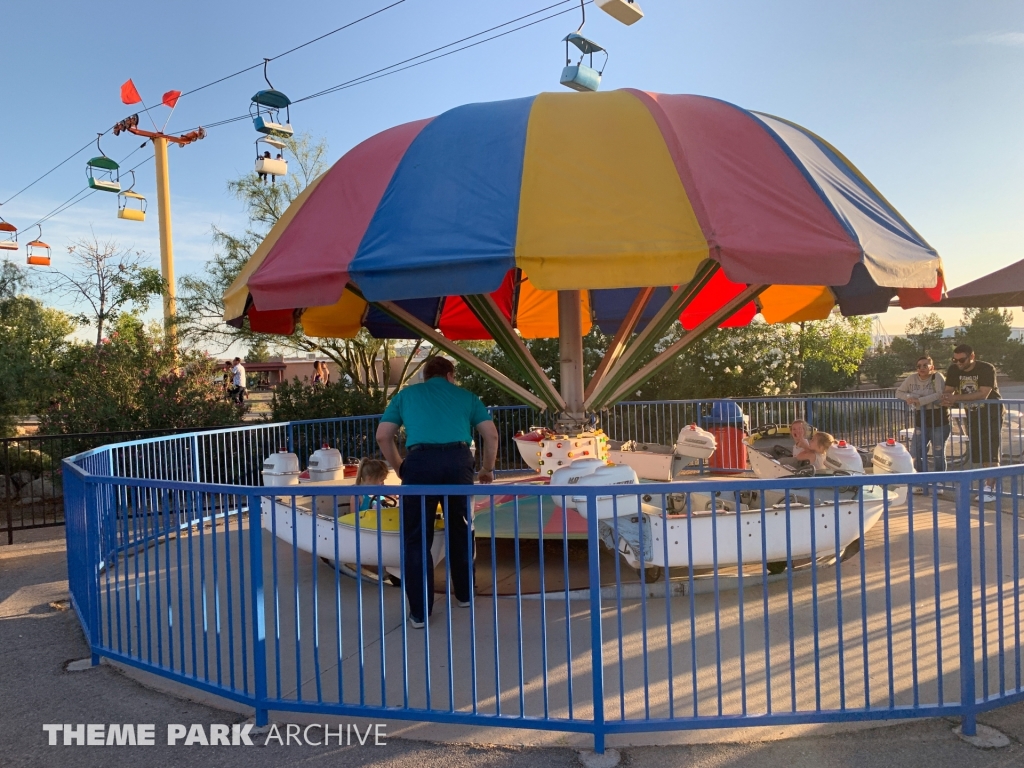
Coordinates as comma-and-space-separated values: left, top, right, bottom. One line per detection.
62, 407, 1024, 751
12, 390, 1023, 544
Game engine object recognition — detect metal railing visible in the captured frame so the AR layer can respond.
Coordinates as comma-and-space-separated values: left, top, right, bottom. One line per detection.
3, 425, 230, 544
15, 391, 1021, 544
63, 419, 1024, 752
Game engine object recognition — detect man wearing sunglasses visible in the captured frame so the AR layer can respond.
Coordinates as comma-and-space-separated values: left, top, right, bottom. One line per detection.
942, 344, 1002, 501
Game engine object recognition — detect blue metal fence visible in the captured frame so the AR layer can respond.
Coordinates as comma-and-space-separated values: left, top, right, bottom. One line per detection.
61, 401, 1024, 752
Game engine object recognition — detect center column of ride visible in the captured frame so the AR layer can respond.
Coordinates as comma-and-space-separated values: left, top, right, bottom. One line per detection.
557, 289, 586, 424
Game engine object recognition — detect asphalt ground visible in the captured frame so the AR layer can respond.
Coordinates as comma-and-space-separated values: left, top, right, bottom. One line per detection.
4, 527, 1024, 768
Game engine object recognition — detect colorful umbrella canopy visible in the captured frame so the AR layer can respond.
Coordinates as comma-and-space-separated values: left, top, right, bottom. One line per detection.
225, 90, 942, 342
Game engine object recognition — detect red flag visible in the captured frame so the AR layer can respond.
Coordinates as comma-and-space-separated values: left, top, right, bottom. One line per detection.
120, 79, 142, 105
162, 90, 182, 109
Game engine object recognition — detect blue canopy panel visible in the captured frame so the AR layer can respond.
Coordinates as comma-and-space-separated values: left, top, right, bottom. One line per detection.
591, 287, 674, 336
831, 263, 896, 316
349, 96, 536, 303
752, 112, 939, 290
363, 297, 442, 339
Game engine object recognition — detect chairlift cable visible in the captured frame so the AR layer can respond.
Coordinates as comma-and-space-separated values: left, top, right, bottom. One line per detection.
1, 1, 412, 209
166, 0, 589, 134
20, 154, 155, 233
5, 1, 583, 227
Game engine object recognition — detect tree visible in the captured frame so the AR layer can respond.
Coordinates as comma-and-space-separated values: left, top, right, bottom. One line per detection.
176, 133, 433, 400
0, 258, 25, 299
795, 314, 873, 392
955, 307, 1016, 367
245, 336, 271, 363
40, 314, 237, 435
860, 348, 905, 388
0, 290, 75, 435
37, 234, 164, 346
889, 313, 953, 370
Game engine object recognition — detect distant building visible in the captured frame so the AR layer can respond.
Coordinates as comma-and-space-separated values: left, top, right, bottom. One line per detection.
940, 327, 1024, 341
219, 351, 430, 389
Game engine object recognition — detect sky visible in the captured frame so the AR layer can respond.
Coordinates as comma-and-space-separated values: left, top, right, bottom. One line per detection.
2, 0, 1022, 340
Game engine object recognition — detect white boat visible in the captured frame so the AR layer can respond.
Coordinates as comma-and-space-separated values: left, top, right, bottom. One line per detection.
599, 484, 890, 572
260, 495, 446, 574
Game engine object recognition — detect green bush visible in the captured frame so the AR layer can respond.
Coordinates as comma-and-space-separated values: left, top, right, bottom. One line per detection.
861, 351, 905, 388
39, 316, 238, 435
271, 379, 386, 422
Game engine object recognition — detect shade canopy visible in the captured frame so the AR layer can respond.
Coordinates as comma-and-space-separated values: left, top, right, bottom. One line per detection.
940, 258, 1024, 309
224, 90, 943, 342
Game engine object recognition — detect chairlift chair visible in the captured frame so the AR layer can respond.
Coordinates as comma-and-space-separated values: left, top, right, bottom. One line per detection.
86, 157, 121, 193
25, 225, 50, 267
559, 0, 608, 92
255, 136, 288, 183
560, 33, 607, 92
117, 171, 147, 221
0, 218, 17, 251
595, 0, 644, 25
251, 60, 293, 138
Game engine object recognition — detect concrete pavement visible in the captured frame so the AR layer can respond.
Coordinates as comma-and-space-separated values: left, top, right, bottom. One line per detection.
4, 527, 1024, 768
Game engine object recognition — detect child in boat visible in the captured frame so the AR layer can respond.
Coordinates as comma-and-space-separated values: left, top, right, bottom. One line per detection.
354, 458, 393, 512
794, 431, 835, 471
790, 419, 812, 452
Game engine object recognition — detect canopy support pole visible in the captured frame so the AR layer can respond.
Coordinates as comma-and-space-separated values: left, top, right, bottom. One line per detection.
364, 295, 548, 411
558, 290, 586, 425
584, 260, 719, 411
583, 286, 655, 403
462, 294, 566, 413
598, 284, 768, 408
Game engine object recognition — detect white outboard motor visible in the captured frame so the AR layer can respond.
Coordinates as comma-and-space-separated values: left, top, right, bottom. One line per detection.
549, 457, 607, 510
570, 464, 642, 519
307, 444, 344, 482
825, 440, 865, 475
871, 438, 915, 507
674, 423, 717, 461
872, 439, 915, 475
262, 449, 301, 486
550, 457, 606, 485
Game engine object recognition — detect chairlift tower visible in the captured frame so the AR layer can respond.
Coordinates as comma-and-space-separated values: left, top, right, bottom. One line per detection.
113, 114, 206, 346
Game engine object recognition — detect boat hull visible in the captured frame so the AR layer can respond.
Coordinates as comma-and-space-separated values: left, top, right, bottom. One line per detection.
261, 497, 446, 569
602, 491, 888, 569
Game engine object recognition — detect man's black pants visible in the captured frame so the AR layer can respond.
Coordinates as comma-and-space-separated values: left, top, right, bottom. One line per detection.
399, 444, 475, 622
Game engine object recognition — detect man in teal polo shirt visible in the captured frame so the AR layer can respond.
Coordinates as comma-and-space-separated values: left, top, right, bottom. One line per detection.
376, 357, 499, 627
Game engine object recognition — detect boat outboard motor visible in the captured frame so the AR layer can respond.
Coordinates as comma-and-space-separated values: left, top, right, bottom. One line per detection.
871, 438, 915, 506
262, 449, 301, 486
570, 464, 642, 519
674, 423, 717, 461
872, 439, 915, 475
824, 440, 865, 475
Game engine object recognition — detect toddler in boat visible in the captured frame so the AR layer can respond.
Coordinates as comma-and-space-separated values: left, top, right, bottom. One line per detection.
793, 431, 835, 471
790, 419, 812, 452
353, 458, 395, 512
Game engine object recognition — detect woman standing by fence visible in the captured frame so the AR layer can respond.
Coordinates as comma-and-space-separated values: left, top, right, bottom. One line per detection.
896, 355, 950, 472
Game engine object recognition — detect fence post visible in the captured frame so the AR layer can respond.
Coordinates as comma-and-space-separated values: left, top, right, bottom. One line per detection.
286, 423, 295, 455
247, 493, 269, 726
84, 478, 102, 666
955, 476, 977, 736
191, 435, 201, 484
586, 492, 606, 754
4, 441, 12, 545
804, 396, 814, 429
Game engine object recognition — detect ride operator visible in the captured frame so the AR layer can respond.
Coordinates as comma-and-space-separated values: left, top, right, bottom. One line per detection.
375, 357, 499, 628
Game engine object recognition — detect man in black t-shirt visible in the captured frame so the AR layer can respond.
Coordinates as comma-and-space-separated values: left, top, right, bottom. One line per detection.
942, 344, 1002, 500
